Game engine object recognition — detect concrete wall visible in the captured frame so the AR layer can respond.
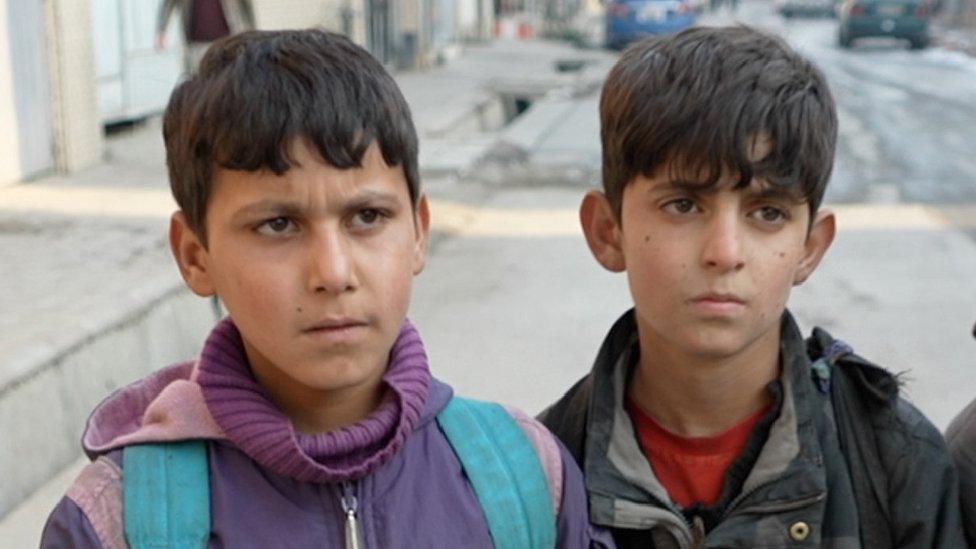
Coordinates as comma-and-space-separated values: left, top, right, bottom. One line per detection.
45, 0, 104, 175
457, 0, 493, 42
0, 0, 94, 186
254, 0, 366, 44
0, 1, 21, 187
0, 288, 215, 521
255, 0, 333, 29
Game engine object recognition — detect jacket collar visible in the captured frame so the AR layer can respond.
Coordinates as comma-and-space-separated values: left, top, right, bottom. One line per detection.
83, 317, 435, 483
583, 309, 828, 534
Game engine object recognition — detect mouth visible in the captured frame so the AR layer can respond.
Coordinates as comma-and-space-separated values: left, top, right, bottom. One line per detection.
689, 292, 747, 314
302, 318, 368, 336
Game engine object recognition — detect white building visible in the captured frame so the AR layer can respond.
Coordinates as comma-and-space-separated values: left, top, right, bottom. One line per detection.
0, 0, 493, 188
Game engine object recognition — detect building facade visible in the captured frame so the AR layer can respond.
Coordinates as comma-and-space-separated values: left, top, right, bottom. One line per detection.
0, 0, 493, 187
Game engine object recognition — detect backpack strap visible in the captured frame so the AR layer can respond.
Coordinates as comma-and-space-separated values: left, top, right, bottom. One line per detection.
122, 440, 210, 549
808, 328, 895, 549
120, 403, 557, 549
437, 396, 557, 549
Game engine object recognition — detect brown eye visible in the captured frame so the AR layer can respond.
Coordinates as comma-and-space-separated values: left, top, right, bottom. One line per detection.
256, 217, 296, 236
753, 206, 789, 224
268, 217, 290, 231
358, 209, 380, 224
350, 208, 388, 229
664, 198, 697, 215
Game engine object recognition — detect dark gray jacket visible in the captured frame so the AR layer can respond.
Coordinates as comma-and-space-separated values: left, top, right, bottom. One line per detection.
541, 309, 965, 548
946, 397, 976, 547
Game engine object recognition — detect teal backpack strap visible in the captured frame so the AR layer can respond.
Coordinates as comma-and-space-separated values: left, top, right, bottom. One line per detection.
437, 396, 557, 549
122, 441, 211, 549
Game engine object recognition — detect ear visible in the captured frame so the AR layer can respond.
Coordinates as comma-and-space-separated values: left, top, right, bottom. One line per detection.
580, 190, 626, 272
411, 194, 431, 276
793, 209, 835, 286
169, 211, 216, 297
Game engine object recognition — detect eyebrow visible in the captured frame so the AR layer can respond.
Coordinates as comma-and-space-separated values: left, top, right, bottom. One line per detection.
660, 178, 804, 203
231, 189, 403, 219
343, 189, 402, 208
230, 200, 302, 223
750, 183, 806, 203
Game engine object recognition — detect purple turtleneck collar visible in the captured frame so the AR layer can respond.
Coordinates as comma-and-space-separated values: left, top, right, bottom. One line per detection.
196, 317, 431, 483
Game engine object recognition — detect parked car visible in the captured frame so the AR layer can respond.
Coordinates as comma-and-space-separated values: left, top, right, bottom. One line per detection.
777, 0, 837, 18
605, 0, 697, 50
837, 0, 932, 49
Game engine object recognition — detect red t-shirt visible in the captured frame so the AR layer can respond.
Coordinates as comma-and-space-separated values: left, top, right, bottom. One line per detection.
626, 396, 769, 508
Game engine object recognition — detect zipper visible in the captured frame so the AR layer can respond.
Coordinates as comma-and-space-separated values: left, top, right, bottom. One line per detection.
606, 493, 696, 544
341, 481, 364, 549
722, 481, 826, 519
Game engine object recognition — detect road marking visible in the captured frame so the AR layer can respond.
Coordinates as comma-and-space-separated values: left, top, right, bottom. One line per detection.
430, 199, 581, 236
0, 185, 175, 218
830, 204, 974, 230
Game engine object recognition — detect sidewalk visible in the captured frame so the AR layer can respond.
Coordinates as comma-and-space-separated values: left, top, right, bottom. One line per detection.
0, 36, 613, 545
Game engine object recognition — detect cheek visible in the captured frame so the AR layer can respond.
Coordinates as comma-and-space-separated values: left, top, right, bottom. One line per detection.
636, 237, 685, 277
763, 247, 805, 290
375, 250, 416, 306
216, 261, 290, 316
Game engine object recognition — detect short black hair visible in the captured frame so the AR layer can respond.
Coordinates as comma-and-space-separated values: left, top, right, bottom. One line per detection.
163, 28, 420, 243
600, 25, 837, 220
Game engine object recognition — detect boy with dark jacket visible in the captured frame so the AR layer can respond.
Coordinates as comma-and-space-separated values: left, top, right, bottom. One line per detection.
947, 397, 976, 546
945, 323, 976, 546
540, 25, 964, 548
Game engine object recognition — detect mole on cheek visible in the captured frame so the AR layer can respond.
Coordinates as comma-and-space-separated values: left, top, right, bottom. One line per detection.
297, 307, 303, 313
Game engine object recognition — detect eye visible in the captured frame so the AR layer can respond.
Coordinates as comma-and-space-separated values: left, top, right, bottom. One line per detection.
752, 206, 790, 224
256, 217, 296, 235
663, 198, 698, 215
350, 208, 388, 228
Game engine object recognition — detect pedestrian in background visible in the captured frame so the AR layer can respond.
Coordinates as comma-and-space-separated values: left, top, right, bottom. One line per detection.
944, 322, 976, 546
155, 0, 256, 74
39, 29, 612, 549
539, 25, 965, 547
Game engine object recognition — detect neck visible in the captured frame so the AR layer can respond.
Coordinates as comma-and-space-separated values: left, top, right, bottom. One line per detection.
274, 381, 387, 434
629, 331, 779, 437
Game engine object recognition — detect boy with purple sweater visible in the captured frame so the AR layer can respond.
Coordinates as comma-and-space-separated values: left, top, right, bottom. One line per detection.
41, 29, 611, 548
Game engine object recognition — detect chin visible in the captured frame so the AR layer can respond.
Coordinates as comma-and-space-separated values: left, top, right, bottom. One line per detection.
684, 333, 754, 360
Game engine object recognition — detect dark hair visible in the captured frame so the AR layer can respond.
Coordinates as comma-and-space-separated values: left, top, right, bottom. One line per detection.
600, 25, 837, 220
163, 28, 420, 243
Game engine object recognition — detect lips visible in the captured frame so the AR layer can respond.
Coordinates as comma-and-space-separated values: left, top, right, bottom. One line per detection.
692, 292, 745, 304
689, 292, 747, 314
300, 317, 371, 347
303, 318, 366, 333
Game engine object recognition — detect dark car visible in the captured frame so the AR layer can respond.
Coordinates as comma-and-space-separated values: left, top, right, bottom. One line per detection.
837, 0, 932, 49
777, 0, 837, 18
605, 0, 696, 50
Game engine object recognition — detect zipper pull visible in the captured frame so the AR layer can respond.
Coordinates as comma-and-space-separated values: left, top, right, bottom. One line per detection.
341, 482, 364, 549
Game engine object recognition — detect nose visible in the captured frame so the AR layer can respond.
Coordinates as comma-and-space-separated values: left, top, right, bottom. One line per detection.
700, 212, 746, 272
307, 229, 356, 294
